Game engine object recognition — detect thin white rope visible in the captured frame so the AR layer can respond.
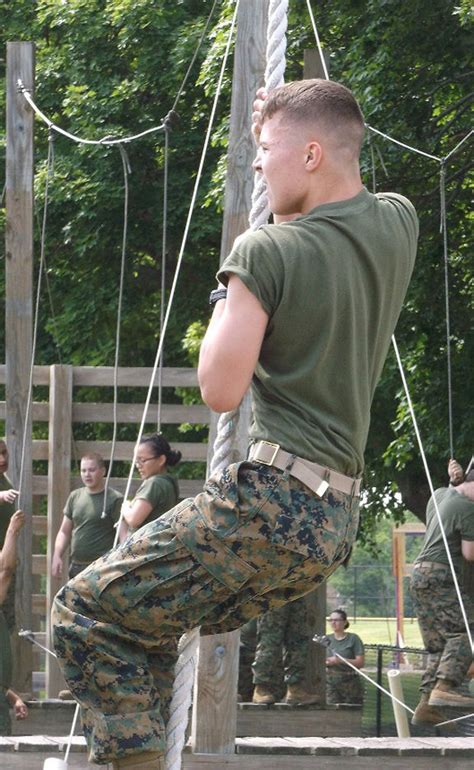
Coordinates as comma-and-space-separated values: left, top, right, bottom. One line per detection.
437, 711, 474, 727
64, 702, 81, 763
440, 162, 454, 459
367, 124, 442, 162
157, 125, 170, 430
392, 335, 474, 653
443, 128, 473, 162
304, 0, 329, 79
18, 80, 166, 145
103, 144, 130, 522
16, 133, 54, 508
18, 628, 57, 657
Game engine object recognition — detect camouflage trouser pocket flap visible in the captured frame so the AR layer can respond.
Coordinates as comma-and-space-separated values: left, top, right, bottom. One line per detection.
172, 500, 258, 592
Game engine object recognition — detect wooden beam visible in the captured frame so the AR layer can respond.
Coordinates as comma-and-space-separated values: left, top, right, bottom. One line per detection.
6, 40, 35, 693
46, 365, 73, 697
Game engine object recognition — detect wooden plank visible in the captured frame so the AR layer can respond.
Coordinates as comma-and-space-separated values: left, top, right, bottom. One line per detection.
46, 365, 72, 696
0, 364, 200, 388
0, 401, 210, 424
72, 365, 199, 387
31, 439, 208, 462
32, 594, 46, 614
236, 704, 362, 738
6, 40, 35, 693
32, 554, 46, 574
71, 402, 210, 424
191, 631, 241, 754
32, 515, 47, 535
32, 474, 204, 498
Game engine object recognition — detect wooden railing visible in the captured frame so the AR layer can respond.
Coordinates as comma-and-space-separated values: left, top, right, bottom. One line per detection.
0, 364, 210, 696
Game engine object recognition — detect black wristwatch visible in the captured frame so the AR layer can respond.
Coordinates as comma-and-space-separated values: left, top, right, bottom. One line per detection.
209, 288, 228, 306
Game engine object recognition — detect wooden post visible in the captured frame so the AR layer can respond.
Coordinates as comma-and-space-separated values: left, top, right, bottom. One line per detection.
192, 0, 269, 754
304, 586, 327, 702
301, 47, 330, 706
5, 41, 35, 693
46, 365, 73, 697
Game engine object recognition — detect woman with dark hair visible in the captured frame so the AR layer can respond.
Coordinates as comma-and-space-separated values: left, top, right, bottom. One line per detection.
122, 434, 181, 531
326, 608, 365, 704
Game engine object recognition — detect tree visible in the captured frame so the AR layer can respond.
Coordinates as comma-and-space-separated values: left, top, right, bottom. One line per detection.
1, 0, 472, 544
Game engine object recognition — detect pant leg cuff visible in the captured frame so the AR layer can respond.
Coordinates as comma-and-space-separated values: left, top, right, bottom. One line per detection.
87, 708, 165, 764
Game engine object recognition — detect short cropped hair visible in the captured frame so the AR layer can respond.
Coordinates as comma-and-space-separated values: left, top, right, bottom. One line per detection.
261, 78, 365, 155
80, 452, 106, 469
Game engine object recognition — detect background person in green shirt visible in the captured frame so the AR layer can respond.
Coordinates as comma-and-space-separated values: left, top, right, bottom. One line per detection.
326, 608, 365, 704
121, 433, 181, 533
0, 439, 20, 633
410, 460, 474, 725
52, 452, 123, 580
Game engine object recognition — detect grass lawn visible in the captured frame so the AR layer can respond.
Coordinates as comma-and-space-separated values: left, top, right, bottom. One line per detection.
326, 616, 423, 649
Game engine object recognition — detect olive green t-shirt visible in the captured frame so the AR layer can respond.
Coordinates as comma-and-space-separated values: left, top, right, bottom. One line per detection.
64, 486, 123, 564
416, 487, 474, 571
0, 475, 15, 548
326, 632, 364, 661
218, 188, 418, 476
133, 473, 180, 528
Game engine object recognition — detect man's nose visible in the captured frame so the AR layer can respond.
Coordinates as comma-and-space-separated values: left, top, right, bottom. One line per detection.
252, 153, 262, 172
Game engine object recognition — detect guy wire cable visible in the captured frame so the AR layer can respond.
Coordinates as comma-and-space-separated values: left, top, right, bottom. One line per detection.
102, 143, 131, 519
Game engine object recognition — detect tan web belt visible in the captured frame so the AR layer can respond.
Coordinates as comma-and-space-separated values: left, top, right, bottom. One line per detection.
248, 440, 361, 499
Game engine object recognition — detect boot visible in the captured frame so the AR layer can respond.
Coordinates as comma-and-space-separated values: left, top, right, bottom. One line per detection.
429, 679, 474, 708
411, 693, 445, 726
252, 684, 276, 705
111, 751, 165, 769
284, 683, 320, 706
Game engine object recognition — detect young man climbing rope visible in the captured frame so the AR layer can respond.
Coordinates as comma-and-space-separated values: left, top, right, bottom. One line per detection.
52, 79, 418, 769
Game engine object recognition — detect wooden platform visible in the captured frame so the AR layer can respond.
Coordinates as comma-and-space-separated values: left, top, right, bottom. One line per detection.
1, 736, 474, 769
11, 700, 362, 740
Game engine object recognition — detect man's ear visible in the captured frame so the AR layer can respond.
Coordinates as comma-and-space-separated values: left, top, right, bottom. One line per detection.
305, 141, 322, 170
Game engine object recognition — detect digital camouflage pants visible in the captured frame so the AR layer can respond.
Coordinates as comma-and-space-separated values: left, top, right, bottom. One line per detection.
52, 460, 359, 764
253, 596, 310, 686
410, 562, 474, 693
326, 669, 364, 705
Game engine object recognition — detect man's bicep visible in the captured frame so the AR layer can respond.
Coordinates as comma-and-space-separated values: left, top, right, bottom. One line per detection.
198, 274, 268, 412
461, 539, 474, 561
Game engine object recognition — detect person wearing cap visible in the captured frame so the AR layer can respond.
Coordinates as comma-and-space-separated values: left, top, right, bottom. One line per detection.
52, 79, 417, 769
410, 457, 474, 725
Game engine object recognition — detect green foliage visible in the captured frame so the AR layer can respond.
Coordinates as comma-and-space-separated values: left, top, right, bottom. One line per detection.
0, 0, 472, 547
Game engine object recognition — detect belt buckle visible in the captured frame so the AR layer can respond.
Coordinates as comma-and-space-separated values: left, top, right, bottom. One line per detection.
257, 440, 280, 466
